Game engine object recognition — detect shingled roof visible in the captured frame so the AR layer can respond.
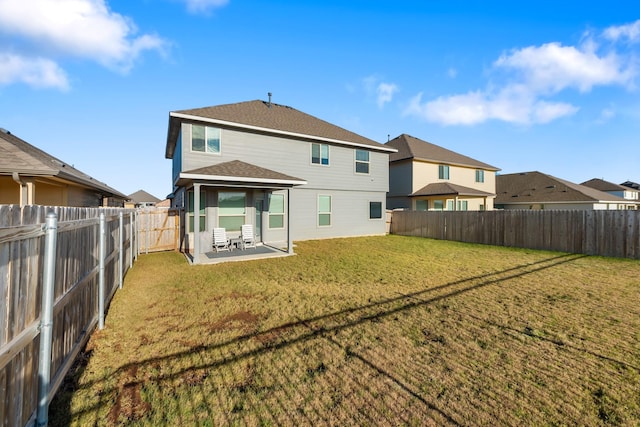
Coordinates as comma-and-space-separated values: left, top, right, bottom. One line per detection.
581, 178, 632, 193
411, 182, 494, 197
128, 189, 161, 204
496, 171, 629, 205
179, 160, 306, 186
166, 100, 396, 158
387, 134, 499, 171
0, 129, 126, 198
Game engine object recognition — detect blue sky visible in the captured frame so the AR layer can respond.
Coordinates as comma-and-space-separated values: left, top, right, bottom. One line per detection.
1, 0, 638, 200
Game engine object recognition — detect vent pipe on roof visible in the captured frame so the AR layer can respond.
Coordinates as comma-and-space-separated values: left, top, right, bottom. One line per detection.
267, 92, 272, 108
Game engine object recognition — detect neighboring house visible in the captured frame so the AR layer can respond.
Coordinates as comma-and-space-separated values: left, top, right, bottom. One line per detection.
621, 180, 640, 191
0, 128, 127, 207
581, 178, 639, 209
495, 171, 635, 210
164, 99, 396, 261
126, 189, 162, 208
386, 134, 499, 211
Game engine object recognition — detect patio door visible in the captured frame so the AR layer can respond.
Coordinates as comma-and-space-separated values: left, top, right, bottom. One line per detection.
255, 200, 263, 241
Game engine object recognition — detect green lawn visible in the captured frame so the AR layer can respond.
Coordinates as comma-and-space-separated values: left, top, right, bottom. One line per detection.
51, 235, 640, 426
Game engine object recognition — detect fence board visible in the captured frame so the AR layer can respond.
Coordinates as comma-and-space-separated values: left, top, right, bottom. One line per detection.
137, 208, 179, 253
0, 205, 136, 427
391, 210, 640, 259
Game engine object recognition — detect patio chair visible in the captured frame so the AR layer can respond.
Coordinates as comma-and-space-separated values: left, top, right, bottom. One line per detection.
240, 224, 256, 249
213, 227, 230, 252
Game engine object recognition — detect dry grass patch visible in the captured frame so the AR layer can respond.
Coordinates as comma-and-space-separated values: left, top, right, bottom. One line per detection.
50, 235, 640, 426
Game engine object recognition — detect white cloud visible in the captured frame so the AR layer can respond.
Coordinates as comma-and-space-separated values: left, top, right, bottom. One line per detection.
447, 67, 458, 78
376, 82, 398, 108
405, 88, 578, 126
362, 75, 398, 108
494, 42, 634, 93
603, 20, 640, 43
0, 53, 69, 90
180, 0, 229, 14
0, 0, 167, 88
405, 22, 638, 126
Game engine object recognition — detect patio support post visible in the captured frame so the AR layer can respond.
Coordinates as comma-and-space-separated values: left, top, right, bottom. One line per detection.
287, 188, 293, 254
194, 183, 201, 263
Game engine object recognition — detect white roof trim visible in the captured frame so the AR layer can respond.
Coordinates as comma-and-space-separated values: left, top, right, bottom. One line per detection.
170, 112, 397, 153
179, 172, 307, 186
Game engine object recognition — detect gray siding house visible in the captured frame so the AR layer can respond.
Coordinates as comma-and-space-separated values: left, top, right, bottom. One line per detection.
165, 99, 396, 262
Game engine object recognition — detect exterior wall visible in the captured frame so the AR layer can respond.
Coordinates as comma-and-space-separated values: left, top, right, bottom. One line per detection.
66, 186, 101, 207
0, 176, 106, 207
387, 160, 412, 210
0, 176, 18, 204
174, 122, 390, 243
178, 123, 389, 193
33, 181, 66, 206
412, 161, 495, 195
290, 188, 387, 241
172, 131, 182, 186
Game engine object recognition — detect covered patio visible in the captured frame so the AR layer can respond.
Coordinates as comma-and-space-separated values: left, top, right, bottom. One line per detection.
176, 160, 307, 265
411, 182, 495, 211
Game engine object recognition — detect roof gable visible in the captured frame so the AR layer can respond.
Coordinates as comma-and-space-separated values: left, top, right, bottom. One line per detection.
496, 171, 629, 204
166, 100, 395, 158
128, 189, 161, 204
387, 134, 499, 171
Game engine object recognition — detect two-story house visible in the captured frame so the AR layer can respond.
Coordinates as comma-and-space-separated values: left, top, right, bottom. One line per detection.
386, 134, 499, 211
164, 99, 396, 262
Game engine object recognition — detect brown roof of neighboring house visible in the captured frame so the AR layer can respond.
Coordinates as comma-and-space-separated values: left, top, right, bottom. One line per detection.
128, 189, 161, 204
411, 182, 495, 197
580, 178, 633, 192
387, 134, 499, 171
166, 100, 396, 158
180, 160, 306, 186
496, 171, 629, 205
0, 129, 127, 198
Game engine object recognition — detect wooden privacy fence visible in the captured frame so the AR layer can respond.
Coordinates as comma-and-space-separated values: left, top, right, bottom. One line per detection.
0, 205, 137, 427
391, 210, 640, 259
137, 207, 180, 253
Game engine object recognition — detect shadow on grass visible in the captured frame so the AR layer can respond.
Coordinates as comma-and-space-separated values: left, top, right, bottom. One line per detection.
51, 252, 610, 425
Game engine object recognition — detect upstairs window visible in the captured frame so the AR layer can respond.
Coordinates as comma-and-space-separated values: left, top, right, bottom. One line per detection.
475, 169, 485, 183
311, 143, 329, 165
192, 124, 220, 154
355, 150, 370, 174
438, 165, 450, 180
